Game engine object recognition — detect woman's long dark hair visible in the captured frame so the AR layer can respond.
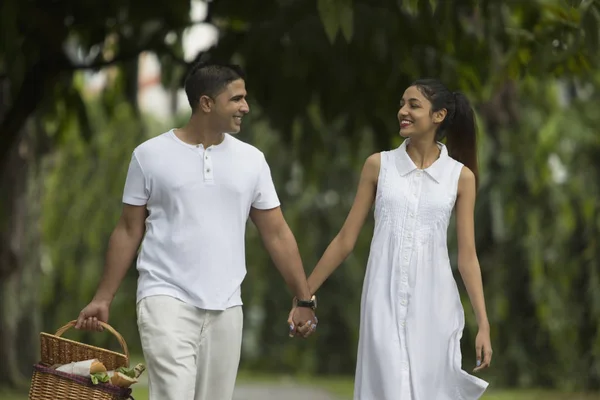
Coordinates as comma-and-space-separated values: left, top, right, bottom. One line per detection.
411, 79, 478, 186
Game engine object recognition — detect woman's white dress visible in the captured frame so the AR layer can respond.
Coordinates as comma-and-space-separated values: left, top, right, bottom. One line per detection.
354, 139, 489, 399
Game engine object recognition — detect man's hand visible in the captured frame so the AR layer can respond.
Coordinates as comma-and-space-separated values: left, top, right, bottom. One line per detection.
74, 204, 145, 333
287, 305, 317, 338
75, 299, 111, 332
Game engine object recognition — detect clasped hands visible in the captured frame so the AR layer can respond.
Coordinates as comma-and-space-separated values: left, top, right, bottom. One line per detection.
287, 298, 318, 338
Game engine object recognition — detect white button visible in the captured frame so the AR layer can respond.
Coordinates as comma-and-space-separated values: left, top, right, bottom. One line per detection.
416, 171, 422, 177
401, 321, 405, 327
404, 256, 408, 261
401, 300, 407, 305
408, 233, 412, 238
409, 213, 414, 218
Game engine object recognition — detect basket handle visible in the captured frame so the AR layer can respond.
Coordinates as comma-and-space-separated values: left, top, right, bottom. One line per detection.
55, 320, 130, 365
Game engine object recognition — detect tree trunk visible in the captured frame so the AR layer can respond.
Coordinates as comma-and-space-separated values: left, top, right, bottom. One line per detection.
0, 83, 42, 389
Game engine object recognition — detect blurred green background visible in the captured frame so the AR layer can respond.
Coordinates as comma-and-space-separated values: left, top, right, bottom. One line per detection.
2, 0, 600, 399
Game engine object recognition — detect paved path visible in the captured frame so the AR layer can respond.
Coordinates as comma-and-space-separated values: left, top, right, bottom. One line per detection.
233, 384, 343, 400
136, 371, 344, 400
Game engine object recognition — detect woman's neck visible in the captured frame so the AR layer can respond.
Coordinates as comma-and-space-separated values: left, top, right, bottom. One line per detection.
406, 137, 440, 169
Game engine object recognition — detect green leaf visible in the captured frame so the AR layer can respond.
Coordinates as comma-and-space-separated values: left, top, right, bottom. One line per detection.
339, 0, 354, 42
429, 0, 438, 13
116, 366, 136, 378
90, 372, 109, 385
582, 2, 600, 51
564, 0, 582, 8
71, 86, 93, 143
518, 48, 532, 64
544, 3, 574, 20
403, 0, 420, 15
317, 0, 340, 43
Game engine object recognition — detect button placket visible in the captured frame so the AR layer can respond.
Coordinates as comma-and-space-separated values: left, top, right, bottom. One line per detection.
398, 171, 423, 329
203, 146, 214, 182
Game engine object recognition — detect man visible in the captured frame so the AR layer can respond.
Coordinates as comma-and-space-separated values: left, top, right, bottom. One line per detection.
75, 62, 317, 400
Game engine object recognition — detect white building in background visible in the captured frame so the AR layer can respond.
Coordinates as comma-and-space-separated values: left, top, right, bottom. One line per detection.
137, 52, 190, 121
138, 0, 218, 121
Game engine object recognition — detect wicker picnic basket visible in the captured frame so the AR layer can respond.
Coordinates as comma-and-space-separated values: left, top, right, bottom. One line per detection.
29, 320, 134, 400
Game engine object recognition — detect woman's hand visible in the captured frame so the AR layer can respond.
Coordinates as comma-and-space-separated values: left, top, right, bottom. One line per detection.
287, 298, 317, 338
473, 327, 492, 372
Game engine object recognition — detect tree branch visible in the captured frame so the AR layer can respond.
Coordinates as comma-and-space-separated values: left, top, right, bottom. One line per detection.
0, 26, 202, 171
65, 39, 190, 71
157, 43, 190, 67
65, 48, 150, 71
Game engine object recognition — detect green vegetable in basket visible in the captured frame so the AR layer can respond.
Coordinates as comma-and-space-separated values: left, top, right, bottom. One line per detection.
90, 372, 110, 385
116, 366, 136, 379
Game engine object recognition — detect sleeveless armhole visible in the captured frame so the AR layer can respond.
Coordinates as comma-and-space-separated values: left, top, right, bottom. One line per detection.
373, 151, 389, 218
450, 161, 464, 205
375, 152, 389, 200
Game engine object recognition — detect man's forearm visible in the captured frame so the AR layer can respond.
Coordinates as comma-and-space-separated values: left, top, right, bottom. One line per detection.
264, 227, 311, 300
93, 226, 143, 304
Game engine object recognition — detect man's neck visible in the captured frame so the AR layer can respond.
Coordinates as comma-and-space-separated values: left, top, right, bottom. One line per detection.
176, 118, 225, 148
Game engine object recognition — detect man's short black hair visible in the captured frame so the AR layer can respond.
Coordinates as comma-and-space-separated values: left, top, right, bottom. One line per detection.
184, 61, 246, 110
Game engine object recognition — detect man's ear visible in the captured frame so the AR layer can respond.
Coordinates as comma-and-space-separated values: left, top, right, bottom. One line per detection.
199, 95, 213, 113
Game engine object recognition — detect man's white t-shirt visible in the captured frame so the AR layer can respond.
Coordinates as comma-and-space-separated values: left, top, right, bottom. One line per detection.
122, 130, 280, 310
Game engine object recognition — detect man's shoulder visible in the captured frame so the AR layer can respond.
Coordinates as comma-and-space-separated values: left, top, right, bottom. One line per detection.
134, 130, 174, 155
227, 135, 265, 160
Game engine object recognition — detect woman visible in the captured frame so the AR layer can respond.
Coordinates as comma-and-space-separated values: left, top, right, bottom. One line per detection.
291, 79, 492, 399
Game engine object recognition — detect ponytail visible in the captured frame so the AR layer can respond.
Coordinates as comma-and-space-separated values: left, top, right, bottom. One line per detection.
411, 79, 479, 188
446, 92, 478, 187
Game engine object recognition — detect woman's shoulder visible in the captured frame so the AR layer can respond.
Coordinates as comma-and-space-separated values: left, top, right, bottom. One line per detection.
365, 152, 382, 167
456, 165, 477, 197
363, 153, 381, 178
458, 165, 476, 187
